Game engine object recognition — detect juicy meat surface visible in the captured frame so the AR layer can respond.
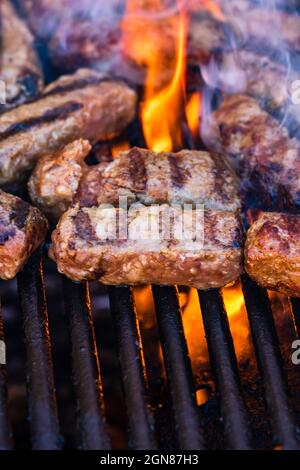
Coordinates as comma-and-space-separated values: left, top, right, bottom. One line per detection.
213, 49, 300, 137
0, 190, 48, 279
215, 50, 294, 111
0, 68, 137, 185
218, 1, 300, 51
245, 212, 300, 297
0, 0, 43, 111
50, 204, 244, 288
28, 139, 92, 221
188, 11, 226, 65
92, 148, 241, 209
28, 146, 241, 220
212, 94, 300, 211
20, 0, 125, 40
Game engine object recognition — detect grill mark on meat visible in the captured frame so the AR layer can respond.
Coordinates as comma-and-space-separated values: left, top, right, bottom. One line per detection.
0, 227, 16, 245
210, 153, 231, 202
9, 199, 30, 229
17, 70, 41, 98
127, 148, 147, 190
168, 156, 187, 188
0, 102, 83, 141
42, 76, 110, 98
73, 210, 97, 242
6, 72, 41, 106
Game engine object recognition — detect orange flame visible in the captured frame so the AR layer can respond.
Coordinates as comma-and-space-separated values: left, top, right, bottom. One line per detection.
112, 141, 130, 158
181, 283, 253, 377
185, 92, 201, 137
188, 0, 225, 21
123, 0, 188, 152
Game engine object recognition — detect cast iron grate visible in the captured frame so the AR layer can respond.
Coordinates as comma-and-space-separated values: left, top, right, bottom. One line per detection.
0, 249, 299, 450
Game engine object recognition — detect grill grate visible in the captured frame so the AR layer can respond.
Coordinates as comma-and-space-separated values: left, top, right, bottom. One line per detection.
1, 252, 299, 450
198, 289, 250, 450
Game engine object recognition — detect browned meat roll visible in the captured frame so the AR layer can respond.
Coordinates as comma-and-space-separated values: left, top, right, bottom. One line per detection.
0, 68, 137, 186
50, 204, 244, 288
0, 0, 43, 111
212, 94, 300, 212
28, 146, 241, 221
245, 212, 300, 297
0, 190, 48, 279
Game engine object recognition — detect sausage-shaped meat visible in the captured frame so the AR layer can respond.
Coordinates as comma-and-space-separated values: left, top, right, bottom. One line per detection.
50, 204, 244, 288
210, 49, 300, 137
0, 0, 43, 111
28, 146, 241, 221
0, 190, 48, 279
0, 68, 137, 186
212, 94, 300, 211
245, 212, 300, 297
28, 139, 92, 221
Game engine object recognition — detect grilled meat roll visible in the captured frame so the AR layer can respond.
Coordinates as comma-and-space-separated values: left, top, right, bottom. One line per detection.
29, 146, 241, 221
212, 94, 300, 211
20, 0, 125, 40
28, 139, 92, 221
219, 1, 300, 52
213, 49, 300, 136
0, 68, 137, 186
0, 0, 43, 111
245, 212, 300, 297
0, 190, 48, 279
215, 50, 293, 111
50, 204, 244, 288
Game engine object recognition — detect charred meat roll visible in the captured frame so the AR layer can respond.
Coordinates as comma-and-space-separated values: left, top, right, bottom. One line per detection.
0, 68, 137, 186
50, 204, 244, 288
212, 49, 300, 136
218, 1, 300, 52
214, 50, 294, 112
28, 146, 241, 221
20, 0, 125, 40
212, 94, 300, 211
0, 0, 43, 111
0, 190, 48, 279
28, 139, 92, 221
245, 212, 300, 297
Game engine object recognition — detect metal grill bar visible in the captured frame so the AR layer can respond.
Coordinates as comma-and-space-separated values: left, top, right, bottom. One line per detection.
241, 274, 299, 450
17, 252, 61, 450
290, 299, 300, 338
152, 285, 203, 450
63, 279, 110, 450
0, 302, 12, 450
198, 289, 251, 450
108, 286, 156, 450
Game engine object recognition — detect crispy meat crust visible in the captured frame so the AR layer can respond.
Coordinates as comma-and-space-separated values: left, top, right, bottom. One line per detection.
28, 146, 241, 220
50, 204, 244, 288
245, 212, 300, 297
1, 0, 43, 110
216, 50, 294, 111
213, 94, 300, 211
49, 10, 226, 73
219, 1, 300, 51
93, 148, 241, 210
0, 190, 48, 279
0, 68, 137, 185
28, 139, 91, 221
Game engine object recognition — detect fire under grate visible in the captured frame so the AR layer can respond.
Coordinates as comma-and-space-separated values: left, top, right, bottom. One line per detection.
0, 249, 300, 450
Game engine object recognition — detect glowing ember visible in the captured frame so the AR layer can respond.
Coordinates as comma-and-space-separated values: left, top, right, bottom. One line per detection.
112, 141, 130, 158
185, 92, 201, 138
123, 0, 188, 152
